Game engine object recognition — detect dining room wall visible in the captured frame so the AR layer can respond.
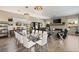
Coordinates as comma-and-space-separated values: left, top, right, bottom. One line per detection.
61, 14, 79, 34
77, 15, 79, 30
0, 11, 8, 21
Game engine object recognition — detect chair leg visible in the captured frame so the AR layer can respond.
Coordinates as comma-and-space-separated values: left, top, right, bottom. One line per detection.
17, 42, 23, 48
35, 44, 38, 52
27, 48, 30, 52
39, 46, 42, 52
15, 39, 21, 48
41, 44, 48, 52
35, 44, 41, 52
16, 40, 19, 45
40, 43, 48, 52
27, 46, 35, 52
30, 46, 35, 52
45, 43, 48, 52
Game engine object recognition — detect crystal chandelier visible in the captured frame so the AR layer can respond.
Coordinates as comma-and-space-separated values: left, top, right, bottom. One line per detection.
34, 6, 43, 11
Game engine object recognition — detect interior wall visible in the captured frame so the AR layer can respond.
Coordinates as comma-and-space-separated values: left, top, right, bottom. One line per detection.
50, 17, 67, 30
0, 10, 27, 22
0, 11, 8, 21
78, 15, 79, 30
62, 15, 79, 34
51, 14, 78, 34
61, 16, 68, 28
0, 10, 47, 29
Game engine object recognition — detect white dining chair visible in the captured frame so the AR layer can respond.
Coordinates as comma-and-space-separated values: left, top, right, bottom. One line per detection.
31, 30, 35, 36
39, 30, 43, 39
19, 34, 24, 44
22, 30, 27, 35
14, 31, 23, 46
14, 31, 19, 40
34, 30, 38, 37
39, 30, 42, 35
42, 31, 48, 45
36, 30, 38, 33
14, 31, 17, 39
32, 30, 35, 33
36, 31, 48, 51
23, 36, 36, 52
36, 31, 48, 46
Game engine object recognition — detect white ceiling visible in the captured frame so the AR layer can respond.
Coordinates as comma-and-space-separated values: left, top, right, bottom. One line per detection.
0, 6, 79, 19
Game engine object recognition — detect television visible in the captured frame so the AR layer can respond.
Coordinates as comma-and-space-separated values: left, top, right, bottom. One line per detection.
53, 19, 61, 23
8, 18, 13, 22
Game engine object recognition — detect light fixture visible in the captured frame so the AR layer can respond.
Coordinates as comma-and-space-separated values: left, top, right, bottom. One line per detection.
34, 6, 43, 11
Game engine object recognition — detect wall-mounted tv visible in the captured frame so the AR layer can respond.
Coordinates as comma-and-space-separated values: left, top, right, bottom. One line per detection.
53, 19, 61, 23
8, 18, 13, 22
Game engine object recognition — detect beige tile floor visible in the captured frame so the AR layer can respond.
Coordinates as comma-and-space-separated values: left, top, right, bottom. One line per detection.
0, 35, 79, 52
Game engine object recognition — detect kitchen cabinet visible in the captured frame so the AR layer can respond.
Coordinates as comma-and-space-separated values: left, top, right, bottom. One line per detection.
0, 22, 8, 37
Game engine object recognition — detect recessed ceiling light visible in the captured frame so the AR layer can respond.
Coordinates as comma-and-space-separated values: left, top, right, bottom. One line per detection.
25, 6, 28, 8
